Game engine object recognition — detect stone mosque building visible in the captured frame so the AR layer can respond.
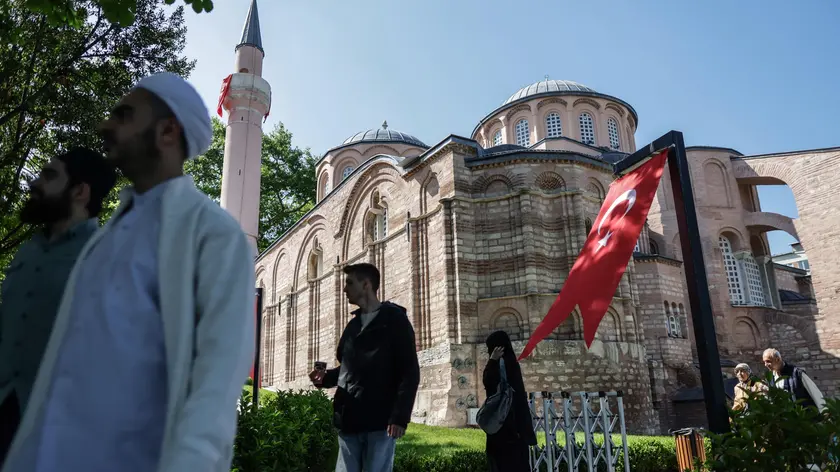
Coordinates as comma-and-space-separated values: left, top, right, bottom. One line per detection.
223, 2, 840, 434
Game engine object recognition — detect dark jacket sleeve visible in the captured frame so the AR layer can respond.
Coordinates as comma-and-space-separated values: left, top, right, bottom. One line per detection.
388, 313, 420, 428
322, 328, 346, 389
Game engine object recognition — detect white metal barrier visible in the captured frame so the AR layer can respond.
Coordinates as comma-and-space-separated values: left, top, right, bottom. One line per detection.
528, 391, 630, 472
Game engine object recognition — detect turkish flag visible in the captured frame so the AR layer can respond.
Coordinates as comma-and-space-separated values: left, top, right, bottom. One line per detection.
217, 74, 232, 117
519, 149, 669, 359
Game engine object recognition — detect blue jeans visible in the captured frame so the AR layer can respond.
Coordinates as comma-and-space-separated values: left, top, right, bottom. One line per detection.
335, 430, 396, 472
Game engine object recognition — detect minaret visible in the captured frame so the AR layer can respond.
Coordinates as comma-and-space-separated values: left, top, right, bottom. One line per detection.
220, 0, 271, 250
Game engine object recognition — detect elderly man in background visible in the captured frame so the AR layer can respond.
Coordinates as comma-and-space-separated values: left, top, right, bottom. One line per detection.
2, 73, 255, 472
0, 148, 116, 465
762, 348, 826, 412
731, 363, 768, 415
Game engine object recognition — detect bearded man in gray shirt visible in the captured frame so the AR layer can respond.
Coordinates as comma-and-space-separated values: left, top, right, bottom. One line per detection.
0, 148, 116, 465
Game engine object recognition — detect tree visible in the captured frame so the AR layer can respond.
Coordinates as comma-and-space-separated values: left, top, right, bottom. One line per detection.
22, 0, 213, 27
185, 117, 318, 253
0, 0, 193, 276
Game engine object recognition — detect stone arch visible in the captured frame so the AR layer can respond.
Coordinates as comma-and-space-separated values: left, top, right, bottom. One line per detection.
596, 307, 622, 342
573, 98, 601, 110
338, 163, 404, 259
293, 223, 326, 290
604, 103, 625, 117
335, 160, 403, 239
472, 171, 524, 197
719, 227, 747, 252
333, 151, 362, 186
703, 160, 732, 208
507, 104, 532, 117
552, 310, 583, 340
318, 171, 330, 201
535, 171, 566, 193
255, 265, 266, 293
490, 308, 524, 342
271, 251, 289, 303
537, 97, 568, 110
363, 144, 402, 158
421, 172, 441, 214
750, 234, 770, 257
585, 177, 605, 202
733, 317, 760, 351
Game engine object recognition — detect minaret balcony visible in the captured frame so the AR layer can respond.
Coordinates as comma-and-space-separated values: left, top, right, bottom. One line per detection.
224, 72, 271, 114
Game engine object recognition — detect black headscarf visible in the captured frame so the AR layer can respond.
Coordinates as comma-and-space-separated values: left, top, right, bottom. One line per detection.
486, 330, 518, 369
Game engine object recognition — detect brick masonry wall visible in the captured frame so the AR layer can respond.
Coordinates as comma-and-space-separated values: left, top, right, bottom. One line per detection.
253, 141, 838, 436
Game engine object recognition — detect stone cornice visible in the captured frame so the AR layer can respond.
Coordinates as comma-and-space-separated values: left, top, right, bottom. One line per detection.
633, 254, 683, 267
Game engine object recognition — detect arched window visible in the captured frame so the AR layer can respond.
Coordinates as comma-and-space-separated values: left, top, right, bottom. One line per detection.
515, 119, 530, 146
650, 240, 660, 255
492, 130, 503, 146
634, 238, 641, 252
607, 118, 621, 150
742, 253, 766, 306
579, 113, 595, 145
374, 207, 388, 241
545, 112, 562, 138
585, 218, 593, 236
719, 236, 744, 305
342, 166, 355, 181
671, 303, 682, 338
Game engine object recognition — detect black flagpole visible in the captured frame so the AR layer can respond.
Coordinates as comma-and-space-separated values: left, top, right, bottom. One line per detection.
252, 287, 263, 409
614, 131, 730, 434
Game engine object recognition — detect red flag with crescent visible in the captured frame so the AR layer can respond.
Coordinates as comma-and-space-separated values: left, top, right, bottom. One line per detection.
519, 149, 669, 360
217, 74, 233, 117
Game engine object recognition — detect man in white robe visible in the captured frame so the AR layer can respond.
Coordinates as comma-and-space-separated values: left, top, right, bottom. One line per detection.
2, 73, 256, 472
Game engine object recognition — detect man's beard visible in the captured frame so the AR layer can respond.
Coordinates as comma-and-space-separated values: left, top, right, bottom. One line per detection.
19, 186, 73, 226
105, 125, 161, 175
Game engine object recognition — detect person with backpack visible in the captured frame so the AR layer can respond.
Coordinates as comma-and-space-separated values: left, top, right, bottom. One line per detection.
481, 330, 536, 472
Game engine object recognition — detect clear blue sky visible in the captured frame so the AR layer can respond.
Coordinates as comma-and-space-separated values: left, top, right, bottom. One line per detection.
171, 0, 839, 255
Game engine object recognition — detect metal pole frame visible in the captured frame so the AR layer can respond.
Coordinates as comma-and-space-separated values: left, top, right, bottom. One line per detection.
613, 130, 730, 434
252, 287, 264, 409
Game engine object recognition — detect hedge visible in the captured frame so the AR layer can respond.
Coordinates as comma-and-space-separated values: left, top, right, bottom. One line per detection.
230, 389, 699, 472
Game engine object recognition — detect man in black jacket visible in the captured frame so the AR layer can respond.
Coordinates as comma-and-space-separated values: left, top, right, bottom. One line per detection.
310, 263, 420, 472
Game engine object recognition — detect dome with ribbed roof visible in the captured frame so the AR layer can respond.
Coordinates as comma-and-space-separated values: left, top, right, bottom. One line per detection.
503, 80, 595, 105
342, 121, 427, 148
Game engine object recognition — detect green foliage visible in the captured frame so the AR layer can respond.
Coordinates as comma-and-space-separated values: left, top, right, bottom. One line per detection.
703, 381, 840, 472
0, 0, 192, 281
233, 389, 337, 472
184, 117, 318, 253
22, 0, 213, 27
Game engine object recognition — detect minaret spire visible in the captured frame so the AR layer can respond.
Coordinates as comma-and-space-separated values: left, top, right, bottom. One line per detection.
237, 0, 263, 53
221, 0, 271, 250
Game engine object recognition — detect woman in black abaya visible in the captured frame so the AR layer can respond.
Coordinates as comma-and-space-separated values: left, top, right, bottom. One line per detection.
482, 330, 537, 472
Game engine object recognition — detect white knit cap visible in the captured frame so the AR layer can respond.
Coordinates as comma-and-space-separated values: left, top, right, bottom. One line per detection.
735, 363, 751, 373
132, 72, 212, 159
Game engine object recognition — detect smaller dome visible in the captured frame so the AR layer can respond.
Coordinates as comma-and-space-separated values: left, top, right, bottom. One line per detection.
342, 121, 427, 148
504, 80, 595, 105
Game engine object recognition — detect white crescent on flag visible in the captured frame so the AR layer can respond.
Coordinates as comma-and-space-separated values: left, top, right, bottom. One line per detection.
596, 188, 636, 251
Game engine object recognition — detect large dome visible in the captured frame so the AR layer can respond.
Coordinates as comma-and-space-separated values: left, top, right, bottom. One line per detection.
503, 79, 595, 105
342, 122, 427, 148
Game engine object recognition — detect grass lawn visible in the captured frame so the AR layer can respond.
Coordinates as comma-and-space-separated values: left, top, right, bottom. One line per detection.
399, 424, 486, 455
398, 423, 678, 455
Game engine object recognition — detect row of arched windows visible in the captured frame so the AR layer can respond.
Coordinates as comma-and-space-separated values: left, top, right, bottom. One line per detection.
492, 113, 622, 149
